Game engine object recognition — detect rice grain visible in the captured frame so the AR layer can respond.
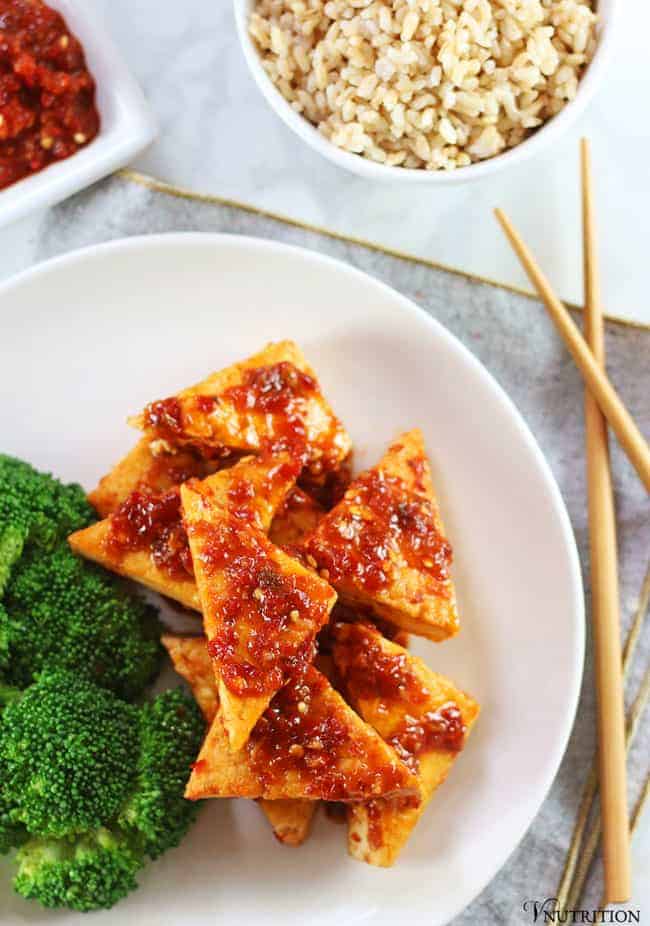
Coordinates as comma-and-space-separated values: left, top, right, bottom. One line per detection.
250, 0, 597, 170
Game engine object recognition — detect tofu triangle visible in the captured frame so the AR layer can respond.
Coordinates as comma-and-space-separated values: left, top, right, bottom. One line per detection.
304, 429, 459, 641
68, 452, 300, 612
131, 340, 352, 482
185, 664, 420, 803
87, 436, 232, 518
162, 634, 316, 846
331, 621, 479, 866
181, 476, 336, 751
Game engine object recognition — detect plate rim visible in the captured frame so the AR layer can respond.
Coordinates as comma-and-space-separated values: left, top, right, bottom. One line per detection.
0, 232, 585, 925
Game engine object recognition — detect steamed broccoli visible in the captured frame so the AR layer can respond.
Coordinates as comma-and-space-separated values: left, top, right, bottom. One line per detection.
119, 688, 204, 858
14, 829, 142, 913
0, 671, 204, 912
0, 454, 95, 592
0, 454, 204, 912
0, 786, 28, 855
1, 543, 163, 699
1, 672, 139, 839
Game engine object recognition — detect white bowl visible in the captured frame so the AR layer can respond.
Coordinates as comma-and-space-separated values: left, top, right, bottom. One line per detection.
234, 0, 617, 184
0, 0, 156, 227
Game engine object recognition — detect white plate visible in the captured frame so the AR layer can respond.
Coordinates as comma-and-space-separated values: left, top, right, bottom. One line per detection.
0, 0, 156, 228
0, 234, 584, 926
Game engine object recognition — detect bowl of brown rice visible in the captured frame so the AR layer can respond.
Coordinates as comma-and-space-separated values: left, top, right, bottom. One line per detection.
235, 0, 614, 182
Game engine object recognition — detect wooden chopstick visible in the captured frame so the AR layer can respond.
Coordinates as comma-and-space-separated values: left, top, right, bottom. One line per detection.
580, 138, 630, 904
494, 210, 650, 493
555, 561, 650, 910
568, 669, 650, 911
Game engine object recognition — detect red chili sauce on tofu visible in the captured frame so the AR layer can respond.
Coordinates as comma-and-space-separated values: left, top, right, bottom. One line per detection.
246, 667, 410, 801
333, 623, 465, 771
139, 451, 220, 497
307, 469, 452, 594
0, 0, 100, 190
390, 704, 464, 771
198, 518, 332, 698
105, 488, 194, 582
104, 459, 300, 584
227, 458, 300, 525
140, 397, 237, 463
142, 396, 185, 441
143, 362, 347, 478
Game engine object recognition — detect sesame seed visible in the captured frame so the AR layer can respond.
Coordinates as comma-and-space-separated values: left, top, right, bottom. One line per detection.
40, 136, 53, 150
297, 701, 308, 715
252, 587, 264, 601
289, 744, 304, 757
289, 609, 300, 621
423, 558, 434, 568
59, 34, 69, 48
73, 132, 87, 145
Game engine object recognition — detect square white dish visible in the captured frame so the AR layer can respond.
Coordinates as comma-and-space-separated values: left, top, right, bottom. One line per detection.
0, 0, 156, 228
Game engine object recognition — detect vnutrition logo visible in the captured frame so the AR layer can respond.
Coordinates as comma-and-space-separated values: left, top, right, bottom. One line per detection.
522, 899, 641, 924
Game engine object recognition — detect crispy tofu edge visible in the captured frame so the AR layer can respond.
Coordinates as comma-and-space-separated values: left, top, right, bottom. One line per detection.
182, 478, 337, 752
68, 521, 201, 610
130, 341, 353, 471
333, 626, 479, 866
161, 634, 315, 846
305, 428, 459, 643
184, 667, 420, 804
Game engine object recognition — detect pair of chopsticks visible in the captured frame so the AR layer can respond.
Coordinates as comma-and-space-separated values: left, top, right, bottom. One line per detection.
496, 139, 650, 905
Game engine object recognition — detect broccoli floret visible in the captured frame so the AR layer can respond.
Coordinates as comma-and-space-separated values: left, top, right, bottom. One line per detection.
0, 671, 139, 839
0, 455, 95, 592
0, 679, 28, 853
13, 828, 142, 912
0, 526, 24, 597
0, 674, 204, 912
119, 688, 204, 859
1, 543, 163, 699
0, 789, 28, 855
0, 606, 11, 681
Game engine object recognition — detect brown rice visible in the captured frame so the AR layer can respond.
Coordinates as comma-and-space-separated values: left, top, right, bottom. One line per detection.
249, 0, 597, 170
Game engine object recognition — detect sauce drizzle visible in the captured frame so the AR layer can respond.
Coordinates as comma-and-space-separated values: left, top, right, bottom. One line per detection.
142, 362, 349, 477
105, 488, 193, 581
307, 468, 452, 593
246, 666, 413, 800
332, 622, 466, 772
197, 517, 333, 698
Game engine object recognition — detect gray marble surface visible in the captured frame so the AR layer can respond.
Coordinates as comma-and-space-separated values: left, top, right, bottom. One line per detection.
30, 175, 650, 923
85, 0, 650, 325
3, 0, 650, 323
